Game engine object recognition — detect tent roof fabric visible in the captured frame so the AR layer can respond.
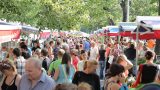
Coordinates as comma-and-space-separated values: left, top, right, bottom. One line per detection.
0, 25, 21, 30
0, 21, 39, 33
119, 22, 137, 31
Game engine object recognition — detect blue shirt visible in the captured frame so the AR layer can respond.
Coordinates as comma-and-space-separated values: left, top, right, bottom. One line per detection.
27, 47, 32, 56
83, 41, 90, 52
19, 72, 56, 90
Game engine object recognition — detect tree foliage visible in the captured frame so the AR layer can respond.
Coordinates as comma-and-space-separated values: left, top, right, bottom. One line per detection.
0, 0, 158, 31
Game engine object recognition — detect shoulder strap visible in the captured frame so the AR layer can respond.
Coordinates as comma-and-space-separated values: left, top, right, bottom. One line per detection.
13, 74, 17, 83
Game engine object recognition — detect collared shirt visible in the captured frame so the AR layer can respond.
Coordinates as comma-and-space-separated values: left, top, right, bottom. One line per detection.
19, 72, 56, 90
14, 56, 26, 75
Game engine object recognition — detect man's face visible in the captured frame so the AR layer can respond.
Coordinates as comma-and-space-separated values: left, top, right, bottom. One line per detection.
25, 62, 40, 80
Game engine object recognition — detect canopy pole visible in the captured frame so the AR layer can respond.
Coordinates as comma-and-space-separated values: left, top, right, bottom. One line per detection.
136, 23, 139, 72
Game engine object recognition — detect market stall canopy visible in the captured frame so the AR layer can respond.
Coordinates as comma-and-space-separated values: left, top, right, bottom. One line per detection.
106, 26, 119, 36
119, 22, 137, 37
132, 16, 160, 39
40, 30, 51, 39
0, 25, 21, 43
0, 21, 39, 34
22, 25, 39, 34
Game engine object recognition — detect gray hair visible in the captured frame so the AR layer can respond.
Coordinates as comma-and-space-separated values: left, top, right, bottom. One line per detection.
27, 57, 42, 68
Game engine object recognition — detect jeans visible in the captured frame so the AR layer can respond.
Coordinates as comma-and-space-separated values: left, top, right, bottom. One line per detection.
99, 61, 106, 79
130, 60, 137, 76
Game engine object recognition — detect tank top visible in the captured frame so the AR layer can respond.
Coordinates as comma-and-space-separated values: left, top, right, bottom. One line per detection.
1, 74, 17, 90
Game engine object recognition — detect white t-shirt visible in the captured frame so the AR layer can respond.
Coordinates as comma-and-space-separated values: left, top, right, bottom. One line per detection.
77, 61, 85, 71
89, 46, 98, 60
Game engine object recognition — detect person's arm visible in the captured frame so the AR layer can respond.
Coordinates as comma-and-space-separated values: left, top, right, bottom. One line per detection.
96, 47, 99, 60
72, 72, 79, 85
48, 62, 54, 76
53, 68, 60, 81
125, 59, 133, 70
15, 74, 21, 88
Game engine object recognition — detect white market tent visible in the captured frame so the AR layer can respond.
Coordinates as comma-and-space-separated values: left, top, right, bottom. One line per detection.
135, 16, 160, 67
0, 25, 21, 43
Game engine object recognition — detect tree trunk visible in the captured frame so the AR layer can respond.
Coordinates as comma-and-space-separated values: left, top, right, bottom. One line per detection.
155, 0, 160, 55
120, 0, 128, 22
159, 0, 160, 15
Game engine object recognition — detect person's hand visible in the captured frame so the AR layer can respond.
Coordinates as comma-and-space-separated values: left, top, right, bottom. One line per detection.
119, 73, 126, 83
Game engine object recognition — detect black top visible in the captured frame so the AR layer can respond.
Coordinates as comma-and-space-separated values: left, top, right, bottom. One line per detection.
141, 64, 158, 84
72, 71, 100, 90
21, 52, 30, 59
99, 49, 106, 61
1, 74, 17, 90
124, 47, 136, 60
42, 58, 48, 71
32, 46, 41, 52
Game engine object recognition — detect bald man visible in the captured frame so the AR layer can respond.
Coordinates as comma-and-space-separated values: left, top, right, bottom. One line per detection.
18, 57, 56, 90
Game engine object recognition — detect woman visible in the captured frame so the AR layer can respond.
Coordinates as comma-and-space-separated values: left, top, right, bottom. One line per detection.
72, 60, 100, 90
77, 50, 87, 71
132, 50, 159, 89
48, 49, 65, 76
78, 82, 92, 90
104, 63, 126, 90
0, 60, 21, 90
71, 49, 79, 70
55, 83, 77, 90
32, 40, 41, 53
99, 44, 106, 79
32, 49, 41, 58
54, 53, 75, 84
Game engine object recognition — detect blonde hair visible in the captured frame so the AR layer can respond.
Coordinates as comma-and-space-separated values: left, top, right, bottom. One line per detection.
0, 60, 17, 73
55, 83, 77, 90
86, 60, 98, 68
78, 82, 92, 90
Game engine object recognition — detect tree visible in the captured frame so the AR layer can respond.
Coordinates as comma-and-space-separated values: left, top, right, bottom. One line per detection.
120, 0, 128, 22
155, 0, 160, 55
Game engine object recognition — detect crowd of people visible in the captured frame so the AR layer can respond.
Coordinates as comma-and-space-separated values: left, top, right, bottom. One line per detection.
0, 37, 159, 90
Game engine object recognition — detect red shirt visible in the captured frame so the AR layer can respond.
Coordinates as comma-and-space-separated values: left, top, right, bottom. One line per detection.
72, 56, 79, 70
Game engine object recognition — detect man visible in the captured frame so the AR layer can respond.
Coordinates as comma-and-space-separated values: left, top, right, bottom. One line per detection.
89, 41, 99, 61
41, 49, 51, 71
124, 43, 136, 76
83, 38, 90, 52
13, 48, 25, 75
19, 57, 56, 90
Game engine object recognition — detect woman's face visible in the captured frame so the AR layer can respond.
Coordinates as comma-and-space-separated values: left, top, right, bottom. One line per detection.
118, 73, 126, 83
34, 43, 38, 47
82, 53, 87, 60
